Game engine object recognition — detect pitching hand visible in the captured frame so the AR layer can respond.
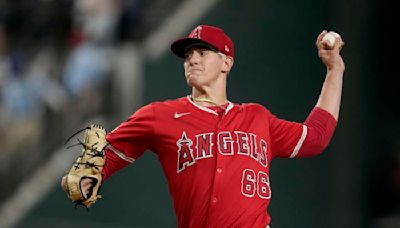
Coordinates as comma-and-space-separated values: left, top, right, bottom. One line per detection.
316, 30, 345, 72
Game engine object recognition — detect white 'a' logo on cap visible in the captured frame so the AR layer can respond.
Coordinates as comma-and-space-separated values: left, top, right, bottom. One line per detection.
190, 26, 202, 39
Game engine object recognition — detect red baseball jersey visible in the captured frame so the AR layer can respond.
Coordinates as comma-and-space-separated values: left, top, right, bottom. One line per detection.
102, 96, 335, 228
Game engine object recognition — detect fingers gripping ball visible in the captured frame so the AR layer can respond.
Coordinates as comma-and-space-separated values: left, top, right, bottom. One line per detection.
322, 31, 340, 48
65, 124, 108, 208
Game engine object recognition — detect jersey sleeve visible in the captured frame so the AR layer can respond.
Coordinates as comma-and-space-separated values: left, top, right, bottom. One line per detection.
296, 107, 337, 157
269, 107, 337, 159
102, 104, 155, 180
268, 110, 305, 158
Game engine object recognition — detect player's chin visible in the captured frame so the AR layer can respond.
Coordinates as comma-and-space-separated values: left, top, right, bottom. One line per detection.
186, 74, 198, 86
186, 78, 196, 87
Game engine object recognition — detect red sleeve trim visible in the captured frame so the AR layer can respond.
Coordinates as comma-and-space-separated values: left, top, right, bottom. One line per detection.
294, 107, 337, 157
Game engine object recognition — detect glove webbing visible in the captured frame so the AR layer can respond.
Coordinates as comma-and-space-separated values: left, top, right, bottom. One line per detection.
66, 128, 106, 171
65, 125, 107, 209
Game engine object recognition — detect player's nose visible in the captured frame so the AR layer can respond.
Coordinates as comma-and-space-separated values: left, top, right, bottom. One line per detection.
187, 52, 201, 66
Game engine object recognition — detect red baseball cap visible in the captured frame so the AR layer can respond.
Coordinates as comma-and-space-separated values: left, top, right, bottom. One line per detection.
171, 25, 234, 58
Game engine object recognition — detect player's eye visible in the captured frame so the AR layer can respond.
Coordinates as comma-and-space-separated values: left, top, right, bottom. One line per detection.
184, 51, 193, 59
199, 50, 209, 56
184, 49, 211, 60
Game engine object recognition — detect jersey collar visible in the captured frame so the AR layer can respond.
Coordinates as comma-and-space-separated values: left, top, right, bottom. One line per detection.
186, 95, 234, 116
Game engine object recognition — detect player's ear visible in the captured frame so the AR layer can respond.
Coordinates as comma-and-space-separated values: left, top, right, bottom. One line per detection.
221, 56, 234, 73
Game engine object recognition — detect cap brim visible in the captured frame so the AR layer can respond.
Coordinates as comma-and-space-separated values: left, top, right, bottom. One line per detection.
171, 38, 218, 58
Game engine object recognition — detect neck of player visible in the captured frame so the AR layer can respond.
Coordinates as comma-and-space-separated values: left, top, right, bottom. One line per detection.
192, 87, 228, 107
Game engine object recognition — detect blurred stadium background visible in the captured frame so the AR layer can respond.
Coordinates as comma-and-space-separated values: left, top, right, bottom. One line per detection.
0, 0, 398, 227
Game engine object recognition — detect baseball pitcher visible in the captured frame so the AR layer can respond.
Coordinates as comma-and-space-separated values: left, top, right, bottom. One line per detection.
61, 25, 345, 227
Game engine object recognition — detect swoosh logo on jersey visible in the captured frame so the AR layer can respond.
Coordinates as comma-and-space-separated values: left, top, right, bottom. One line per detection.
174, 112, 191, 119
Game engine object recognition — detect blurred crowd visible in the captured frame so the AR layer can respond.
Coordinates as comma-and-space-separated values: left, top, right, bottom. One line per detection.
0, 0, 141, 203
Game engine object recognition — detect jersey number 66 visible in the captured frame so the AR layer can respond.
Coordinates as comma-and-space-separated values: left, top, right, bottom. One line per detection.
241, 169, 271, 199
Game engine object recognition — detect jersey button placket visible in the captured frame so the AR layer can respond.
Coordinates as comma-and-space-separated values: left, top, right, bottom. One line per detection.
206, 115, 226, 226
210, 148, 223, 207
210, 121, 226, 206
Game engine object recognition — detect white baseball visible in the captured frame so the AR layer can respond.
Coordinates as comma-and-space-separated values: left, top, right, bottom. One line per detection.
322, 31, 340, 47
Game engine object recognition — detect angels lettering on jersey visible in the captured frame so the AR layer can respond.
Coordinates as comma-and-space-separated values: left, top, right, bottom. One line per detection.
176, 131, 268, 173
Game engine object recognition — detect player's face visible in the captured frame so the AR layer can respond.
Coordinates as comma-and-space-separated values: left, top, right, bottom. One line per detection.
183, 46, 226, 88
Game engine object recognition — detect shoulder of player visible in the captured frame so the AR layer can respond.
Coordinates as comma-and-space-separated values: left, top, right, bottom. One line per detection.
147, 96, 187, 108
237, 102, 269, 112
138, 97, 188, 115
127, 97, 186, 120
235, 102, 276, 118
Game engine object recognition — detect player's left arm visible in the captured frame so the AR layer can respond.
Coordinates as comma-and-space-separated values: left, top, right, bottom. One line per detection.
314, 30, 345, 120
295, 30, 345, 157
270, 31, 345, 158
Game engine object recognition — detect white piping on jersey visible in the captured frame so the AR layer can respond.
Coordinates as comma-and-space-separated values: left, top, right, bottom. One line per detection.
290, 125, 308, 158
107, 144, 136, 163
224, 102, 234, 114
186, 95, 234, 115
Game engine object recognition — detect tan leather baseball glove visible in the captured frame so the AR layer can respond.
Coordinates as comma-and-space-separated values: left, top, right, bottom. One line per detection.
63, 124, 107, 208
